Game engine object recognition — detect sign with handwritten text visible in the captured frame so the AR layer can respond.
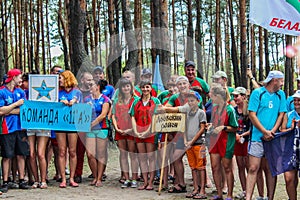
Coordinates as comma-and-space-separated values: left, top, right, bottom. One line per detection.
151, 113, 186, 133
21, 100, 92, 132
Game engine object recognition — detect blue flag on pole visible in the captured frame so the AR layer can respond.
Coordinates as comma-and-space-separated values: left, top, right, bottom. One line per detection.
153, 55, 165, 95
263, 130, 296, 176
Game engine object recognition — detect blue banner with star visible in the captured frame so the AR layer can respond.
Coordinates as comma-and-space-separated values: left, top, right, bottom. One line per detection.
20, 100, 92, 132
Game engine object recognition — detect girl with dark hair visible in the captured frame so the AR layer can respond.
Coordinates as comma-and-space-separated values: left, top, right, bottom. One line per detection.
84, 79, 111, 187
112, 78, 139, 188
129, 80, 161, 190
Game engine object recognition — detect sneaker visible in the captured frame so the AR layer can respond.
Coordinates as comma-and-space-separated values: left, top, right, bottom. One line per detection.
19, 181, 30, 190
235, 191, 246, 199
121, 180, 131, 188
8, 181, 19, 189
40, 182, 48, 189
1, 183, 8, 193
88, 173, 94, 179
256, 197, 268, 200
130, 180, 137, 188
74, 176, 82, 183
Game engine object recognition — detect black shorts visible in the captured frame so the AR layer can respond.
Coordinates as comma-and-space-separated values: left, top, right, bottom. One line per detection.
0, 131, 29, 158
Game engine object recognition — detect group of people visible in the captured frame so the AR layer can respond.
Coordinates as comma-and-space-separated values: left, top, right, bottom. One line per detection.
0, 61, 298, 200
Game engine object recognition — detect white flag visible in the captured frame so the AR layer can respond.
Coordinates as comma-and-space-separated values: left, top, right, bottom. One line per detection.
250, 0, 300, 36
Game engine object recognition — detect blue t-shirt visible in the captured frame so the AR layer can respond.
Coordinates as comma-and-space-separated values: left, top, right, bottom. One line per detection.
286, 110, 300, 128
102, 85, 115, 100
59, 88, 82, 103
0, 86, 25, 134
248, 87, 287, 142
84, 94, 110, 130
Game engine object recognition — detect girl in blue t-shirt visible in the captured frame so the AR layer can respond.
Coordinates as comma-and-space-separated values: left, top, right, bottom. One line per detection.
56, 70, 82, 188
84, 79, 110, 187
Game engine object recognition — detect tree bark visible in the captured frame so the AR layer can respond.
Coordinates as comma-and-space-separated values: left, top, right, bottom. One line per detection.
258, 26, 263, 81
160, 0, 171, 83
264, 29, 270, 74
228, 0, 239, 86
69, 0, 93, 74
240, 0, 247, 87
134, 0, 143, 70
186, 0, 194, 61
122, 0, 138, 72
215, 0, 220, 70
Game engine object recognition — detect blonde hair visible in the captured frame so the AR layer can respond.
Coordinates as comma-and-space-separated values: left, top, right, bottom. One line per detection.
60, 70, 78, 88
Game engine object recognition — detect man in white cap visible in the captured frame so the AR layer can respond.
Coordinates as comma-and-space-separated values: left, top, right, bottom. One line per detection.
212, 70, 235, 105
246, 70, 287, 200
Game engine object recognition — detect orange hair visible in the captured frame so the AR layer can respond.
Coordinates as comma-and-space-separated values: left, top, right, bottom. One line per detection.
60, 70, 78, 88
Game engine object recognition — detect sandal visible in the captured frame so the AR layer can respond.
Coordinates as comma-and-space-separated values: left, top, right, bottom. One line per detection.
186, 192, 198, 198
145, 186, 154, 190
59, 182, 67, 188
209, 196, 223, 200
168, 184, 187, 193
31, 182, 40, 189
193, 194, 207, 199
69, 182, 79, 187
95, 182, 103, 187
137, 185, 147, 190
40, 182, 48, 189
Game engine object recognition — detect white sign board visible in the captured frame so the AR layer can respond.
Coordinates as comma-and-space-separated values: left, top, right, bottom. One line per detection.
28, 75, 59, 102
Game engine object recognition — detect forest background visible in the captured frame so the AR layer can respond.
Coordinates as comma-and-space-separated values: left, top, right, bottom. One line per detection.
0, 0, 297, 95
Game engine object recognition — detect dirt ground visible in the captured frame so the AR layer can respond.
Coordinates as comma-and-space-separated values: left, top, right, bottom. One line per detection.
1, 143, 298, 200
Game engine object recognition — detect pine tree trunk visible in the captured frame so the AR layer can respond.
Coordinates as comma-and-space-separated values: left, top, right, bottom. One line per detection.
34, 0, 40, 71
264, 29, 270, 74
285, 36, 293, 95
107, 0, 122, 85
24, 1, 32, 72
225, 9, 231, 86
215, 0, 220, 70
160, 0, 171, 83
240, 0, 247, 87
258, 26, 264, 81
92, 0, 99, 65
195, 0, 203, 78
134, 0, 143, 70
69, 0, 93, 74
185, 0, 194, 61
122, 0, 138, 72
228, 0, 239, 86
250, 25, 256, 79
46, 0, 52, 70
40, 0, 45, 74
171, 0, 178, 74
58, 0, 69, 69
